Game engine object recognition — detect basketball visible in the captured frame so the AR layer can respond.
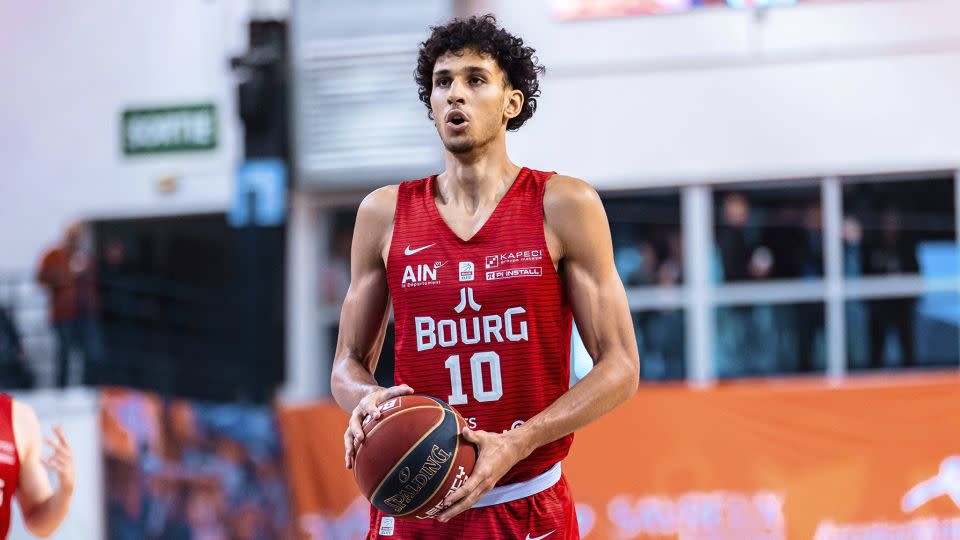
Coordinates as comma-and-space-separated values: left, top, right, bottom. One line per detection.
353, 395, 477, 520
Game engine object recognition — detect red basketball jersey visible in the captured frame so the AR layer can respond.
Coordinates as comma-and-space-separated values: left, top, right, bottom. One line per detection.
386, 167, 574, 485
0, 394, 20, 538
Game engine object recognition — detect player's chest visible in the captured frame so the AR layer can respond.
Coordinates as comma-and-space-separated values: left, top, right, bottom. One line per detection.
389, 239, 553, 303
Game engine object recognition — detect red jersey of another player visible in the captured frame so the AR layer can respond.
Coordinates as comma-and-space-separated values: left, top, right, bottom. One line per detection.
0, 394, 20, 538
386, 167, 574, 486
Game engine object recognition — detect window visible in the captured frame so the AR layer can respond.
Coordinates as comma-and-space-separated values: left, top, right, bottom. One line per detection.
716, 302, 825, 377
714, 184, 822, 283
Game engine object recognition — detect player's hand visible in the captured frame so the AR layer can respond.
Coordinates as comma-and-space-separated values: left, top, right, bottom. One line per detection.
343, 384, 415, 469
436, 427, 530, 523
43, 426, 76, 493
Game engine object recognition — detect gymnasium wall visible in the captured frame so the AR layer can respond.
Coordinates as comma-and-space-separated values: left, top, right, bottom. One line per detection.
493, 0, 960, 188
0, 1, 252, 273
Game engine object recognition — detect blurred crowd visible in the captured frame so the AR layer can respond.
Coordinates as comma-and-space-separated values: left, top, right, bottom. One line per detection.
103, 390, 291, 540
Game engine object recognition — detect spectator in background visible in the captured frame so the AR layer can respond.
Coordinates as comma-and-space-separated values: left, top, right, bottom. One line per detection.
861, 206, 918, 368
36, 221, 103, 387
717, 192, 773, 281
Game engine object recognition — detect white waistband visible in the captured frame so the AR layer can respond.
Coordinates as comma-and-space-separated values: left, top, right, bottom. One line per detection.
472, 462, 562, 508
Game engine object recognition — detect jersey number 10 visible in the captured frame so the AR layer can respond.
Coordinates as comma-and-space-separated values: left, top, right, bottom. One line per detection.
444, 352, 503, 405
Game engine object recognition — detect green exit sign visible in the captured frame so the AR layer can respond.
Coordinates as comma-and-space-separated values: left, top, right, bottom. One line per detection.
122, 104, 217, 155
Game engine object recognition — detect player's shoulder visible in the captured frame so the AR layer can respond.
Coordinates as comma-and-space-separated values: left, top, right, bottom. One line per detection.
543, 174, 603, 218
11, 398, 40, 453
357, 184, 400, 227
11, 399, 39, 430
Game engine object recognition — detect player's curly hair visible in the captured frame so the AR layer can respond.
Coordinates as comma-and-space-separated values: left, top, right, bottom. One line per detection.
415, 14, 545, 132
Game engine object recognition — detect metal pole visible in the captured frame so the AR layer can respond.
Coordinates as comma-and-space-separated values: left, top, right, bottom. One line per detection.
823, 176, 846, 380
683, 185, 715, 386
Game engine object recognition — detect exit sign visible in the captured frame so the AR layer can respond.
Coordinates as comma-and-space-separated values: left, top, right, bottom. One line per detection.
122, 104, 217, 155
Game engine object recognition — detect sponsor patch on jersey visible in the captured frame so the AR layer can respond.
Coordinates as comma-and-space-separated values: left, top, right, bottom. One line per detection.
402, 262, 445, 288
459, 261, 475, 282
485, 250, 543, 269
0, 440, 14, 465
486, 266, 543, 281
379, 516, 395, 535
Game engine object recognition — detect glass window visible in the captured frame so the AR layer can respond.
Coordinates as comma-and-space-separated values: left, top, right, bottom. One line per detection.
635, 310, 685, 381
603, 191, 683, 287
847, 296, 959, 371
714, 184, 822, 282
716, 302, 825, 377
842, 175, 955, 277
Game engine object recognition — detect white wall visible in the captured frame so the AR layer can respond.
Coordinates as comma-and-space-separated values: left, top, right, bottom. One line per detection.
7, 389, 101, 540
492, 0, 960, 188
0, 1, 255, 273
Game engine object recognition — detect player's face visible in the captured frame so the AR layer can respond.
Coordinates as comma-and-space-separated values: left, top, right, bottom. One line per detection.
430, 49, 522, 154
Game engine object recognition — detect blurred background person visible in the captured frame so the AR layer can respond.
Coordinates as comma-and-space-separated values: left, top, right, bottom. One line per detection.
861, 206, 918, 368
35, 222, 101, 388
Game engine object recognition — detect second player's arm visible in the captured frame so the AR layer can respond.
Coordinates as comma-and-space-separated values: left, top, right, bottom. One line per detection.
330, 186, 414, 468
14, 402, 75, 538
438, 175, 640, 521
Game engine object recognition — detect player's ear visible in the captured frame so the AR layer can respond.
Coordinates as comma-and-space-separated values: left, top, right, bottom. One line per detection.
503, 87, 524, 122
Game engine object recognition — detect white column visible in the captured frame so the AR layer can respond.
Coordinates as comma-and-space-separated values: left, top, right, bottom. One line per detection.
281, 194, 323, 402
683, 185, 715, 386
823, 176, 846, 380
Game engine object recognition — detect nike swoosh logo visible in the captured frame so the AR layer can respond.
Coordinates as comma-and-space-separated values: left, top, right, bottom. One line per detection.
404, 244, 435, 256
525, 531, 555, 540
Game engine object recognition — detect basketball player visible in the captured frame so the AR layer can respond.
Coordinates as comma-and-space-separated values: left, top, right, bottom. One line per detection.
331, 14, 639, 539
0, 394, 76, 538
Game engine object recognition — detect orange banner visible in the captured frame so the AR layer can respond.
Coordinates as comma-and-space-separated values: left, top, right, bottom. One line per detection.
280, 372, 960, 539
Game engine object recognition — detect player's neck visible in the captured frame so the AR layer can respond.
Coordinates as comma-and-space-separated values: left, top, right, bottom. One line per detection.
438, 140, 519, 211
437, 152, 520, 210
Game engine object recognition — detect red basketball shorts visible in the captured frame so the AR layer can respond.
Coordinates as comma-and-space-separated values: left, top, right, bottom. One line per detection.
365, 473, 579, 539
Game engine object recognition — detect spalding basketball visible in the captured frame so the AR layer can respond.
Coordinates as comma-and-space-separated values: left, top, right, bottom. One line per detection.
353, 395, 477, 520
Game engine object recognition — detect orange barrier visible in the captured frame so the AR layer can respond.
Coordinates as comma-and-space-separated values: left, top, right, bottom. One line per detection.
280, 372, 960, 539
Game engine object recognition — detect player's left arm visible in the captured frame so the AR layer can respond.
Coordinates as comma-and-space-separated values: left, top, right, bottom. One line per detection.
438, 175, 640, 521
14, 400, 75, 538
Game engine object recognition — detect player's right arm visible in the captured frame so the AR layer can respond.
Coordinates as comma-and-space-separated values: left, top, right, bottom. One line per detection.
13, 400, 75, 538
330, 185, 414, 469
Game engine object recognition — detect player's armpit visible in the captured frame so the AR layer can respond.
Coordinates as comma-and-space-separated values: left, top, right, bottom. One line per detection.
545, 175, 640, 378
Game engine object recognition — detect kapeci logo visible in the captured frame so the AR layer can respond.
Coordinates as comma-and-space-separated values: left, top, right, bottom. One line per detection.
486, 250, 543, 269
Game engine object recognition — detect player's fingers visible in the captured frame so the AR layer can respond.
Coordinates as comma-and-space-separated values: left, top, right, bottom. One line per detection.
348, 408, 367, 444
343, 429, 355, 469
460, 427, 486, 445
438, 484, 486, 523
442, 473, 479, 508
382, 384, 414, 400
45, 437, 62, 453
359, 394, 385, 421
54, 426, 69, 448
